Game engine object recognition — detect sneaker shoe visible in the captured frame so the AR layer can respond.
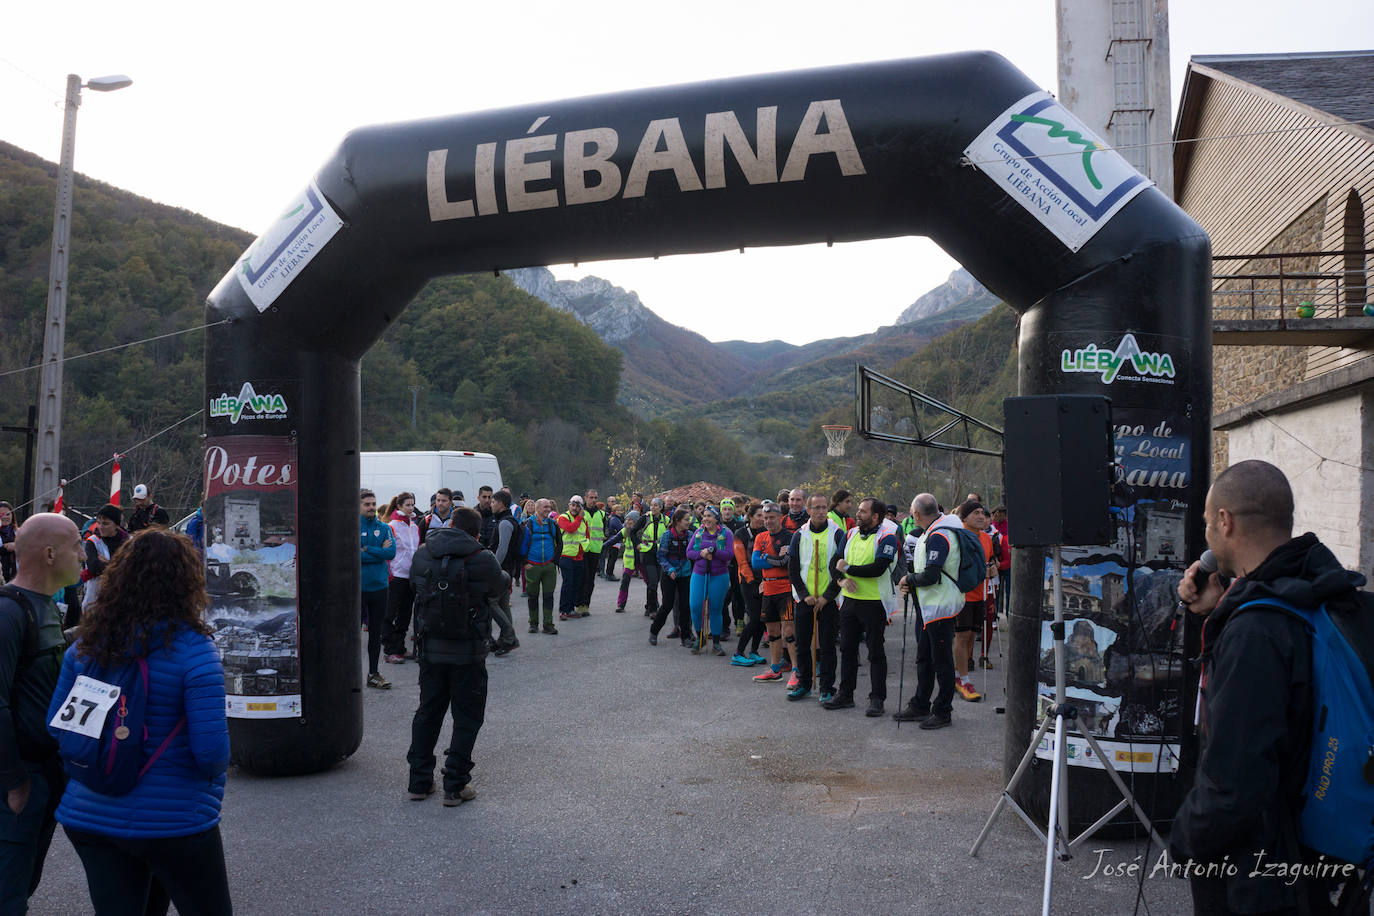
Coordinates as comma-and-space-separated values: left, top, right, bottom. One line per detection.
493, 645, 511, 657
366, 672, 391, 689
893, 705, 929, 723
443, 784, 477, 807
730, 654, 756, 666
818, 690, 835, 705
648, 632, 658, 646
407, 785, 434, 801
384, 654, 406, 665
822, 693, 855, 710
786, 685, 812, 701
778, 660, 793, 674
753, 666, 784, 683
711, 642, 727, 657
579, 610, 590, 618
615, 605, 625, 613
865, 699, 884, 717
666, 629, 681, 639
542, 623, 559, 635
529, 624, 539, 634
919, 714, 953, 730
786, 670, 800, 689
747, 652, 766, 664
980, 656, 994, 670
690, 644, 703, 655
559, 613, 570, 621
956, 680, 983, 702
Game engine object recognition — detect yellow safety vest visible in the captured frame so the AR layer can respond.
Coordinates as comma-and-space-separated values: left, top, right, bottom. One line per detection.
843, 529, 880, 600
560, 514, 589, 558
640, 516, 666, 562
585, 509, 605, 551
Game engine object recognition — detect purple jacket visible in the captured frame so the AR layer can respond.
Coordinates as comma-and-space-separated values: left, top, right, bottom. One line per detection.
687, 526, 734, 576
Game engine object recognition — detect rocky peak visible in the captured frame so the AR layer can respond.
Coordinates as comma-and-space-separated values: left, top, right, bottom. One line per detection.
895, 267, 991, 325
506, 267, 650, 343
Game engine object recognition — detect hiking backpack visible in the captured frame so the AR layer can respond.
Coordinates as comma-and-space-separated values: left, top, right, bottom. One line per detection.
50, 655, 183, 796
1236, 594, 1374, 868
415, 554, 482, 642
932, 525, 987, 593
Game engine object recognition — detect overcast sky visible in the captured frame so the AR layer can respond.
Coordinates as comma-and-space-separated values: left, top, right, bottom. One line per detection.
3, 1, 1370, 344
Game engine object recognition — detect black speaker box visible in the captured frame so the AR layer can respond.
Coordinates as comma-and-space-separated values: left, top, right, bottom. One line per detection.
1003, 395, 1113, 546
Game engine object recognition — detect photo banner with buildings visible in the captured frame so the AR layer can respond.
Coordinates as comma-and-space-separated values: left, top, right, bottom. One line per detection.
1038, 403, 1191, 758
204, 436, 301, 719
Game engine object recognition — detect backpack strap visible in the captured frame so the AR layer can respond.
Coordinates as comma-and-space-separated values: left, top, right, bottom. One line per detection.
0, 585, 41, 684
139, 718, 185, 779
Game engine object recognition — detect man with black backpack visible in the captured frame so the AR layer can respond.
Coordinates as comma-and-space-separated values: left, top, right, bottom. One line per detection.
1173, 460, 1370, 914
0, 513, 82, 909
405, 507, 507, 807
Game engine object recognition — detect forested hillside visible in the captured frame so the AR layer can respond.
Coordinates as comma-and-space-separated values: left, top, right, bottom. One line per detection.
0, 142, 769, 514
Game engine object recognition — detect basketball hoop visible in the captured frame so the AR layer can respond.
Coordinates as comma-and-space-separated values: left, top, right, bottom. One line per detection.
822, 425, 853, 457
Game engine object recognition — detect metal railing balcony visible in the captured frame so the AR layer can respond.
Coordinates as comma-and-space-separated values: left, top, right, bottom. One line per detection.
1212, 248, 1374, 346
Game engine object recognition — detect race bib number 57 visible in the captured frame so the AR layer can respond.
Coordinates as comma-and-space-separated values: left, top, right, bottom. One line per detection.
49, 676, 121, 739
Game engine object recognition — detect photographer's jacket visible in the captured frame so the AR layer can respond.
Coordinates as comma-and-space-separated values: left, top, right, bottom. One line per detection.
409, 528, 506, 666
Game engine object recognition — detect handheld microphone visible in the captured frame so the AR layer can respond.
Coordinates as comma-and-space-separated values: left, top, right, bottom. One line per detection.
1173, 549, 1218, 629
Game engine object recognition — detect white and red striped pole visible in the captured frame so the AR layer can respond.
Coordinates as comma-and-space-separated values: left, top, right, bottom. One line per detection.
110, 454, 123, 506
52, 479, 65, 514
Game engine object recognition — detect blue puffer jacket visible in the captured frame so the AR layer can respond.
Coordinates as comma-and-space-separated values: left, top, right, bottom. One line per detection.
48, 626, 229, 839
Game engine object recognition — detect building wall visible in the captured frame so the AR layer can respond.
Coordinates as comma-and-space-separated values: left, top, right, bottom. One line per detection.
1225, 389, 1372, 574
1178, 70, 1374, 481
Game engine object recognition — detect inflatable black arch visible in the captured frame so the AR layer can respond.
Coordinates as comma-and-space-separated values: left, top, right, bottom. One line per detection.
204, 52, 1210, 827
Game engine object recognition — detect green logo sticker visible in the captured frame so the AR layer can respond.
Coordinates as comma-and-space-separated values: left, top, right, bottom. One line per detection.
1061, 334, 1175, 385
209, 382, 289, 425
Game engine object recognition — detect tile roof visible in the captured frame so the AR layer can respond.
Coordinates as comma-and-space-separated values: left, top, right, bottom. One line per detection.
1195, 50, 1374, 125
655, 481, 758, 506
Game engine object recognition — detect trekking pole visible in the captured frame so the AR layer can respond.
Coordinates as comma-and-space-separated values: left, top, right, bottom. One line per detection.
897, 592, 910, 727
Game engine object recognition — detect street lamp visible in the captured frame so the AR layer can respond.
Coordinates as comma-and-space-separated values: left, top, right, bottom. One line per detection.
34, 73, 132, 511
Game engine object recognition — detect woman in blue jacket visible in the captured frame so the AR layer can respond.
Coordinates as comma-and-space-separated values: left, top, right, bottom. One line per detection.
48, 528, 231, 915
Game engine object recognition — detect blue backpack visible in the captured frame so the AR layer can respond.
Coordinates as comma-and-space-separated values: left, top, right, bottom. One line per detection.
52, 656, 184, 796
932, 524, 986, 593
1237, 595, 1374, 868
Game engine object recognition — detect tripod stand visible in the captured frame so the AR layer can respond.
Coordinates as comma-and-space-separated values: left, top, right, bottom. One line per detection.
969, 545, 1167, 916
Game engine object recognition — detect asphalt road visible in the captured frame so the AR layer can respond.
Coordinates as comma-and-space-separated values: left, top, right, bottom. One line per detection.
33, 575, 1190, 915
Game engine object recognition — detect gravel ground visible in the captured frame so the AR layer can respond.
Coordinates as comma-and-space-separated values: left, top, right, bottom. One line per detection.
32, 579, 1189, 915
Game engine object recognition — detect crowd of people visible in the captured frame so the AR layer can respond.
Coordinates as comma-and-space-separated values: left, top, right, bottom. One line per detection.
362, 483, 1012, 726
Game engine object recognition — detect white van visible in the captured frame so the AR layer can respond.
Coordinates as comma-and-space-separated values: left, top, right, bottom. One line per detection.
360, 451, 503, 509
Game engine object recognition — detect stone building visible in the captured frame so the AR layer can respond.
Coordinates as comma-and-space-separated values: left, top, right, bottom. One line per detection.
1174, 51, 1374, 573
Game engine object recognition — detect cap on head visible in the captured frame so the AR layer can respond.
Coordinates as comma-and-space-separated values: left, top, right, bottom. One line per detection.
570, 495, 584, 505
133, 484, 148, 499
762, 502, 782, 514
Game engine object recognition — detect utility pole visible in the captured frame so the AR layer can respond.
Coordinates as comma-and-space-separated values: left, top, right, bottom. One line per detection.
34, 73, 131, 508
409, 386, 421, 428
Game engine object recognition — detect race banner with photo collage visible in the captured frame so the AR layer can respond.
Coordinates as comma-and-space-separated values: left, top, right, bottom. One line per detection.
204, 436, 301, 719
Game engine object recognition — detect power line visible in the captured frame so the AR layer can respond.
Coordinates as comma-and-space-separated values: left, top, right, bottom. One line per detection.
0, 319, 229, 378
0, 55, 64, 101
9, 408, 205, 514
